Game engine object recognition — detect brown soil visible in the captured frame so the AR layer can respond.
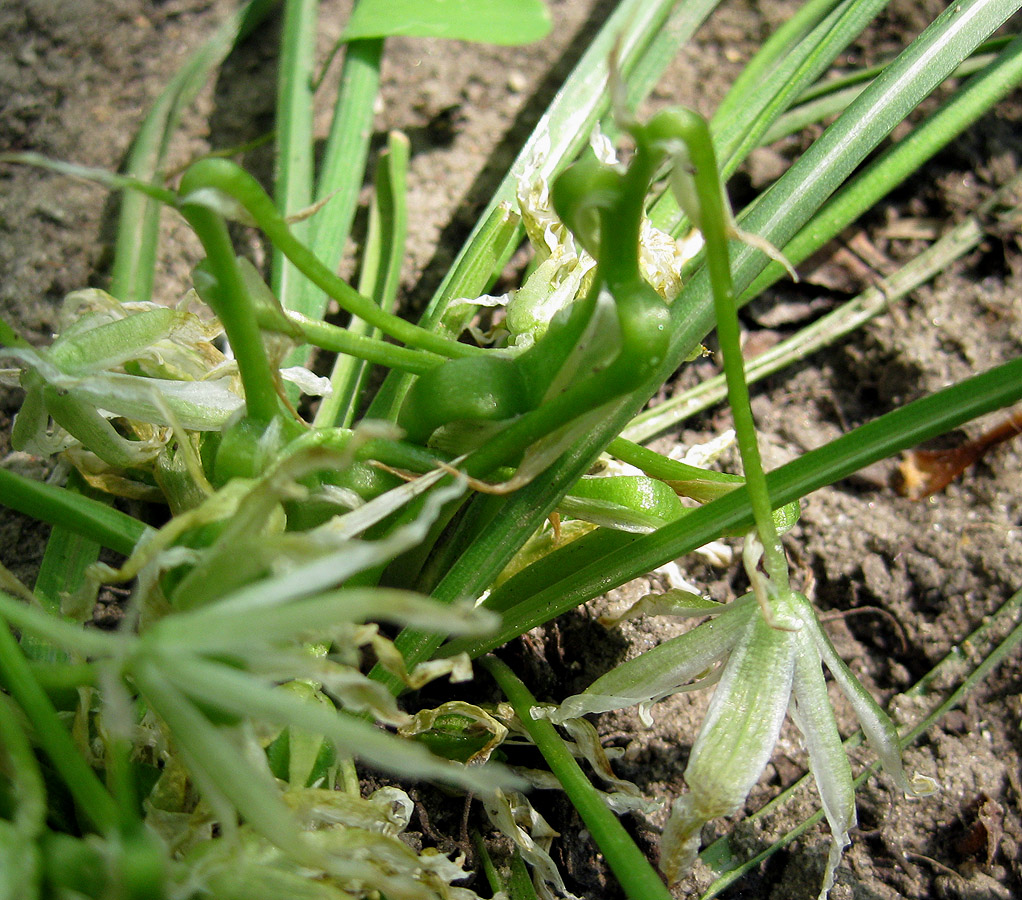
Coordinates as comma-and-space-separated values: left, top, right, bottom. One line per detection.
2, 1, 1020, 898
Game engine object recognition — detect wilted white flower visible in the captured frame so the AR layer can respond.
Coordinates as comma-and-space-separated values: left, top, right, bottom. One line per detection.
503, 128, 703, 351
538, 564, 936, 899
483, 788, 581, 900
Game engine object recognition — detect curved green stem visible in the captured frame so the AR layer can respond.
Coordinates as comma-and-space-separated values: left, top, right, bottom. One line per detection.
177, 159, 485, 360
656, 108, 790, 590
450, 142, 670, 478
178, 202, 282, 424
599, 145, 658, 286
254, 306, 443, 375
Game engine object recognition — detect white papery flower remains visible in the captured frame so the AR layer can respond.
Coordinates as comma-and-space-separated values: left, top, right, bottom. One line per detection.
536, 544, 936, 899
490, 129, 702, 352
2, 287, 332, 478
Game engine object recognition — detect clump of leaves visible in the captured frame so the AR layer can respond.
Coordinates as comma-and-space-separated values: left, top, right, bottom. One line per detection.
2, 1, 1022, 899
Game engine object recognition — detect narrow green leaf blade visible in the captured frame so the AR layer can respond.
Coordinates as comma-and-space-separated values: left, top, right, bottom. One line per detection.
441, 355, 1022, 659
0, 467, 148, 557
342, 0, 551, 45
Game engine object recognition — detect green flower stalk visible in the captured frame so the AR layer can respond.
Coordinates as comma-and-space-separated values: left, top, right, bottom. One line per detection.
535, 101, 937, 899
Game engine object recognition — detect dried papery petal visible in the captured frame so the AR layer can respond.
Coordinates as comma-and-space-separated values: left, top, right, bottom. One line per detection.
511, 760, 659, 815
638, 217, 691, 300
403, 653, 474, 689
399, 701, 509, 764
279, 366, 333, 397
588, 127, 620, 167
800, 595, 937, 798
661, 605, 797, 883
282, 785, 412, 836
483, 789, 579, 900
789, 617, 855, 900
510, 160, 596, 352
597, 588, 721, 627
559, 717, 652, 803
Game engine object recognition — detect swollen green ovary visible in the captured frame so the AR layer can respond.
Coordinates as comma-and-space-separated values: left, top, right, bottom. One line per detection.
398, 355, 531, 444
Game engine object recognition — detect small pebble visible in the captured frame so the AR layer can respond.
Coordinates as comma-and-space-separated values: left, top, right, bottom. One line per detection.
507, 71, 528, 93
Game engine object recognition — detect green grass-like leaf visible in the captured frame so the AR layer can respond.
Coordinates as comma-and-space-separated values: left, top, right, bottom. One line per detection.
342, 0, 552, 44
